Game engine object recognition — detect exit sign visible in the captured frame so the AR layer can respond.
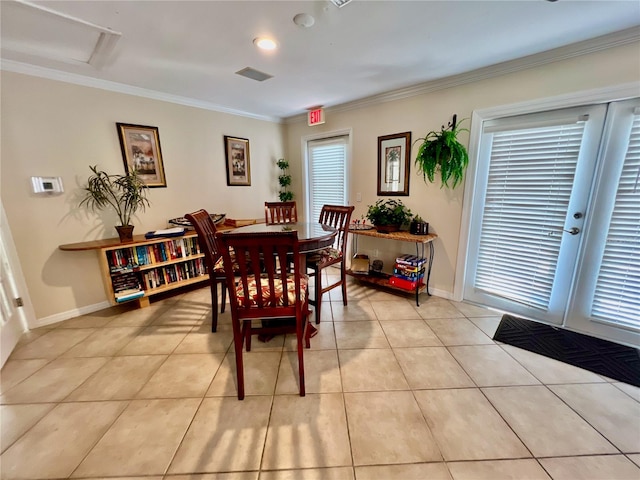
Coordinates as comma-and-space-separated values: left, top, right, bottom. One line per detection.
308, 107, 325, 126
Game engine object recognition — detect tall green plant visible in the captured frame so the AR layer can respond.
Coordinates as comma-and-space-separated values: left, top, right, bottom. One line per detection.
276, 158, 294, 202
415, 119, 469, 188
80, 165, 150, 226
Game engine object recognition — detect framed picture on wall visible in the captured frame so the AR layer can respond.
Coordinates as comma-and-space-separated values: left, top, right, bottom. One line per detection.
377, 131, 411, 196
224, 135, 251, 186
116, 123, 167, 188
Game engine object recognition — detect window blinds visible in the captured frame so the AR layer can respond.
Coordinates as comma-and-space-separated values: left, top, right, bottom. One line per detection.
308, 137, 347, 222
591, 114, 640, 329
475, 121, 586, 310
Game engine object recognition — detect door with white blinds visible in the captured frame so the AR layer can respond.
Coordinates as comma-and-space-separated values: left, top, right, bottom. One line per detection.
465, 100, 640, 346
306, 136, 348, 222
567, 98, 640, 347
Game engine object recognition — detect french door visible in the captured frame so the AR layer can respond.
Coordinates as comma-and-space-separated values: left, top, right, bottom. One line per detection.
464, 99, 640, 347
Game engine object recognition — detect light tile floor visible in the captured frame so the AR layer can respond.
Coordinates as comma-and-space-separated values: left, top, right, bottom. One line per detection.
2, 274, 639, 480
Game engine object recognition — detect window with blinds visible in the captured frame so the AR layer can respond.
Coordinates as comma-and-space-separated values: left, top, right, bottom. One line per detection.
474, 120, 586, 310
591, 114, 640, 328
307, 136, 348, 222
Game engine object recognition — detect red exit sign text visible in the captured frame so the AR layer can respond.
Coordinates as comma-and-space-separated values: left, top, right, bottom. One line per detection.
308, 108, 325, 126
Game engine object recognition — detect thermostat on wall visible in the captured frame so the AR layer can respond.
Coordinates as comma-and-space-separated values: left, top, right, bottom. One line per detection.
31, 176, 64, 194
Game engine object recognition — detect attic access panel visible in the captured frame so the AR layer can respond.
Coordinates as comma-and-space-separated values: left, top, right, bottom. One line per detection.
1, 1, 121, 68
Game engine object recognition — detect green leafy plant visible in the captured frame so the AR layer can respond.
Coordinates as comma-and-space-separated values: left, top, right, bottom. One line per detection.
366, 199, 413, 226
79, 165, 150, 227
276, 158, 294, 202
415, 118, 469, 188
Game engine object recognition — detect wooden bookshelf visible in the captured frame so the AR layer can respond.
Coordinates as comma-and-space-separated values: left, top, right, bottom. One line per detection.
60, 231, 210, 308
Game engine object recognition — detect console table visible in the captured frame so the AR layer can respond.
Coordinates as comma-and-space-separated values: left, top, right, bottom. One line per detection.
346, 228, 437, 306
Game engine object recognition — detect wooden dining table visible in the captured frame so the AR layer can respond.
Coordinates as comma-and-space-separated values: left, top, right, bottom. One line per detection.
221, 222, 338, 256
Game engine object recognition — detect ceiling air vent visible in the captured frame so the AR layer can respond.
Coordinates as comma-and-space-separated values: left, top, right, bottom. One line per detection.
235, 67, 273, 82
330, 0, 354, 8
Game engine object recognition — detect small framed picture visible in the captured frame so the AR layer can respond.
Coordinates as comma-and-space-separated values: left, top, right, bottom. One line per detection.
116, 123, 167, 188
377, 131, 411, 196
224, 135, 251, 186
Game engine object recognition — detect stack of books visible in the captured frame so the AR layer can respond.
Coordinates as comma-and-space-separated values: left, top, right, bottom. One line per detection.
389, 254, 426, 290
112, 271, 144, 303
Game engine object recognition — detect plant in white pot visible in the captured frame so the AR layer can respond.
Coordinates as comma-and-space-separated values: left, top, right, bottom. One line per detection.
79, 165, 150, 242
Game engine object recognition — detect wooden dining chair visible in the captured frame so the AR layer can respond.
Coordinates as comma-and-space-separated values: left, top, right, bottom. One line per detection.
306, 205, 355, 324
219, 230, 311, 400
264, 201, 298, 224
185, 209, 229, 332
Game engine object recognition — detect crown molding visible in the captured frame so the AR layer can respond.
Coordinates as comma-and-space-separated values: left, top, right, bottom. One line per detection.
0, 59, 282, 123
2, 25, 638, 125
284, 26, 640, 125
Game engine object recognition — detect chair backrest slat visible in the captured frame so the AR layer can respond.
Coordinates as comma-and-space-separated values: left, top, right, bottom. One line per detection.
220, 231, 301, 314
319, 205, 355, 254
185, 209, 220, 272
265, 201, 298, 224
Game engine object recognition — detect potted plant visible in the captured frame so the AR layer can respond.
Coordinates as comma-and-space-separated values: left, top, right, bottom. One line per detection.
276, 158, 294, 202
414, 116, 469, 188
79, 165, 150, 242
366, 198, 413, 233
409, 215, 429, 235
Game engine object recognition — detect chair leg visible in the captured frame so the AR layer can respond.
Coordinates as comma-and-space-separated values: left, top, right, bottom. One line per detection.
314, 266, 322, 325
297, 313, 306, 397
232, 323, 245, 400
244, 321, 252, 352
304, 305, 312, 349
220, 279, 227, 313
211, 281, 219, 332
341, 265, 348, 306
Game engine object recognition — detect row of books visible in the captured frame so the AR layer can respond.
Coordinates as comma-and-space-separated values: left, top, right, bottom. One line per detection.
140, 258, 206, 290
389, 254, 426, 290
107, 237, 201, 271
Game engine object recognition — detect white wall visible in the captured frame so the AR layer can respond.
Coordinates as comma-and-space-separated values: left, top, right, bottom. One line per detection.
2, 41, 639, 324
284, 42, 640, 298
1, 72, 286, 322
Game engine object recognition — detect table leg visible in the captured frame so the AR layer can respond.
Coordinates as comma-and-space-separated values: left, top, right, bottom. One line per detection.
414, 241, 435, 307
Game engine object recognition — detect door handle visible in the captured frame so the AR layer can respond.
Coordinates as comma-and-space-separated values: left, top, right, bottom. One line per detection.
547, 227, 580, 236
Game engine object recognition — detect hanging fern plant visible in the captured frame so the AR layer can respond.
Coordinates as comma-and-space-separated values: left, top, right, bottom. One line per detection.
415, 117, 469, 188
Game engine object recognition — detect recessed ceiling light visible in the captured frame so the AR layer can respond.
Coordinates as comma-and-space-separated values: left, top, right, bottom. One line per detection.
253, 37, 277, 50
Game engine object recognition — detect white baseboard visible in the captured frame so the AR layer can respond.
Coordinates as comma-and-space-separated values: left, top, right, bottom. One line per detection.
425, 287, 454, 301
32, 301, 112, 328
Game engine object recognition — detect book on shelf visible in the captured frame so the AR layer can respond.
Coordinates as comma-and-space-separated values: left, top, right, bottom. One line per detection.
395, 254, 426, 267
393, 264, 425, 275
144, 227, 186, 239
114, 288, 144, 303
393, 269, 425, 282
388, 276, 424, 291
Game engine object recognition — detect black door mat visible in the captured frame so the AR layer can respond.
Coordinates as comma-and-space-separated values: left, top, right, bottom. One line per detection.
494, 314, 640, 387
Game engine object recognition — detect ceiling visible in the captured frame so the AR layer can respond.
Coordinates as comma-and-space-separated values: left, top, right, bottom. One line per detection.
2, 0, 639, 121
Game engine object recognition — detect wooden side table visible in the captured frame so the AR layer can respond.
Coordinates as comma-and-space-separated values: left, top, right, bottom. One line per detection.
347, 228, 437, 306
